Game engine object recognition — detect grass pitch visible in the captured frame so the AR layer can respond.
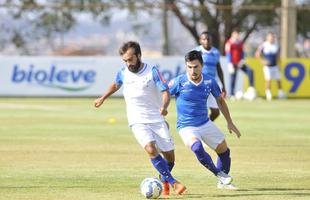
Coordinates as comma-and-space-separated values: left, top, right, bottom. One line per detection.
0, 98, 310, 200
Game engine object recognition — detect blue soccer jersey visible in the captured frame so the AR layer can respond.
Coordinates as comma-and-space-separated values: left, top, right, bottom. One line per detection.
195, 46, 220, 78
169, 74, 221, 129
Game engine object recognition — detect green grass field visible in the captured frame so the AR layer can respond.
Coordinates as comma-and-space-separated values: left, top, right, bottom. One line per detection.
0, 98, 310, 200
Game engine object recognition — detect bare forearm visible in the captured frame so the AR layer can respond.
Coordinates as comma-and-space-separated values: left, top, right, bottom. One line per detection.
217, 63, 226, 91
161, 90, 170, 110
217, 97, 232, 123
101, 83, 120, 100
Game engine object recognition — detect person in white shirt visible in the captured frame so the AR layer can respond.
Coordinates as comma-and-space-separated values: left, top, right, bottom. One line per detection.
94, 41, 186, 196
255, 32, 286, 100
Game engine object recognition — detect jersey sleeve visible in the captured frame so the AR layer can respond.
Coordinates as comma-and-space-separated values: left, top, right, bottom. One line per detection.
115, 67, 125, 86
168, 76, 180, 96
210, 78, 222, 97
152, 67, 169, 91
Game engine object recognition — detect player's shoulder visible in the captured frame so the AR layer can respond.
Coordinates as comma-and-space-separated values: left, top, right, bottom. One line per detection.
193, 45, 203, 52
211, 47, 220, 54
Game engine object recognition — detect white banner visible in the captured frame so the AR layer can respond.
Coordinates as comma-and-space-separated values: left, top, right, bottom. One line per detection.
0, 56, 243, 97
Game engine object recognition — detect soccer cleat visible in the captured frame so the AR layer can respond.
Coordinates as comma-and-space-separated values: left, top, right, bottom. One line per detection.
278, 90, 286, 99
216, 171, 233, 185
265, 90, 272, 101
173, 181, 186, 195
217, 181, 239, 190
162, 181, 170, 196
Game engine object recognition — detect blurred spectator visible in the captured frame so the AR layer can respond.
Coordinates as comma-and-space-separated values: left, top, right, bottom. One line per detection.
297, 39, 310, 58
255, 32, 286, 100
225, 30, 256, 100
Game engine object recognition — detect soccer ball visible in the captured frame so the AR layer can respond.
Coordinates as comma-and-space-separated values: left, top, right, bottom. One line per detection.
140, 177, 163, 199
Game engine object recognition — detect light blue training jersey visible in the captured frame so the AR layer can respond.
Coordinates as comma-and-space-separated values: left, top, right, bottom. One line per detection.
169, 74, 221, 129
195, 45, 220, 78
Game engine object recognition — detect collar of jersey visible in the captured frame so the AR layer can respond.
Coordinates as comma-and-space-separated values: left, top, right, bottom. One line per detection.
200, 45, 212, 53
186, 73, 203, 86
136, 63, 147, 74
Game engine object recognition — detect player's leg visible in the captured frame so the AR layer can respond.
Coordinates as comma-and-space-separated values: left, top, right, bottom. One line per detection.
151, 122, 186, 195
199, 121, 233, 185
207, 94, 220, 121
215, 140, 230, 174
263, 66, 273, 100
179, 126, 219, 176
240, 64, 254, 87
273, 66, 286, 99
229, 67, 237, 97
131, 124, 177, 186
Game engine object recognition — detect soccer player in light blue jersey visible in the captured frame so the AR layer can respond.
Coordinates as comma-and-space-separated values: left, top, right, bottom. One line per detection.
169, 50, 241, 189
194, 31, 226, 121
94, 41, 186, 196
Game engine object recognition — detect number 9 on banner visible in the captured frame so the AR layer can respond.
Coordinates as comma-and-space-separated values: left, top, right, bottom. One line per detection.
284, 62, 305, 93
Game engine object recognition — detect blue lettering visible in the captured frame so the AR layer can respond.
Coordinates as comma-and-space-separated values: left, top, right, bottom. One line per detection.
49, 65, 56, 82
84, 71, 96, 82
71, 70, 84, 82
284, 62, 305, 93
35, 70, 48, 83
12, 65, 25, 82
27, 65, 34, 82
56, 70, 69, 83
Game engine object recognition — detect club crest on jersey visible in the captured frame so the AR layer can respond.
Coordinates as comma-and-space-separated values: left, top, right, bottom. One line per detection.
204, 80, 212, 85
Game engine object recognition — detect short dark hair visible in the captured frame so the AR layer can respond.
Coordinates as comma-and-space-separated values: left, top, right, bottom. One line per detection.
200, 31, 210, 37
185, 50, 203, 65
119, 41, 141, 56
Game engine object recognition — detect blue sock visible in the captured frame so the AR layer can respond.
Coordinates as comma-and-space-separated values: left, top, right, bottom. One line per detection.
151, 155, 176, 185
161, 160, 174, 182
217, 148, 231, 174
191, 140, 220, 175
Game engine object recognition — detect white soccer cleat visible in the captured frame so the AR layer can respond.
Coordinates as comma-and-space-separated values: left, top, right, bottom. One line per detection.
243, 87, 257, 101
217, 181, 239, 190
216, 171, 233, 185
265, 90, 272, 101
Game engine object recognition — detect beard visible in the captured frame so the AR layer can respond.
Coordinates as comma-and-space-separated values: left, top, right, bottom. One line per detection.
128, 59, 142, 73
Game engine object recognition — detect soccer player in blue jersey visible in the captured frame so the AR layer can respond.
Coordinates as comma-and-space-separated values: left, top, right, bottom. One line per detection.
255, 32, 286, 100
94, 41, 186, 196
194, 31, 226, 121
169, 50, 241, 189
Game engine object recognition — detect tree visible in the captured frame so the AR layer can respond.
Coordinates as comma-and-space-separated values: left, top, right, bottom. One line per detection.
163, 0, 282, 52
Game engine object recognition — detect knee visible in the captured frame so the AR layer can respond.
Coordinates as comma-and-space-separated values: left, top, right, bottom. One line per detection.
191, 140, 203, 154
144, 144, 158, 157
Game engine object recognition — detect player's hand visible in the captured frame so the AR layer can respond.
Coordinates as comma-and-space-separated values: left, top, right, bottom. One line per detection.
227, 122, 241, 138
94, 97, 104, 108
159, 107, 168, 116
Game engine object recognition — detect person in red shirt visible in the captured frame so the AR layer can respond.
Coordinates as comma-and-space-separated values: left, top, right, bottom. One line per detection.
225, 31, 255, 99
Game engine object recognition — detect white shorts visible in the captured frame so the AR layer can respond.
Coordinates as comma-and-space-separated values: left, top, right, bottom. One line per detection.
263, 66, 281, 80
179, 121, 225, 150
131, 122, 174, 152
207, 94, 218, 109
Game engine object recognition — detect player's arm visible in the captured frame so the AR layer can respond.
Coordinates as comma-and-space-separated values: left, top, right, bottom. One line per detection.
210, 79, 241, 138
216, 96, 241, 138
94, 68, 124, 108
160, 89, 170, 116
152, 67, 170, 116
94, 82, 121, 108
216, 62, 226, 98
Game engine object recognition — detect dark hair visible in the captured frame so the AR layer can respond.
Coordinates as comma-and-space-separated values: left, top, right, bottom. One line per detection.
185, 50, 203, 65
119, 41, 141, 56
200, 31, 210, 37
